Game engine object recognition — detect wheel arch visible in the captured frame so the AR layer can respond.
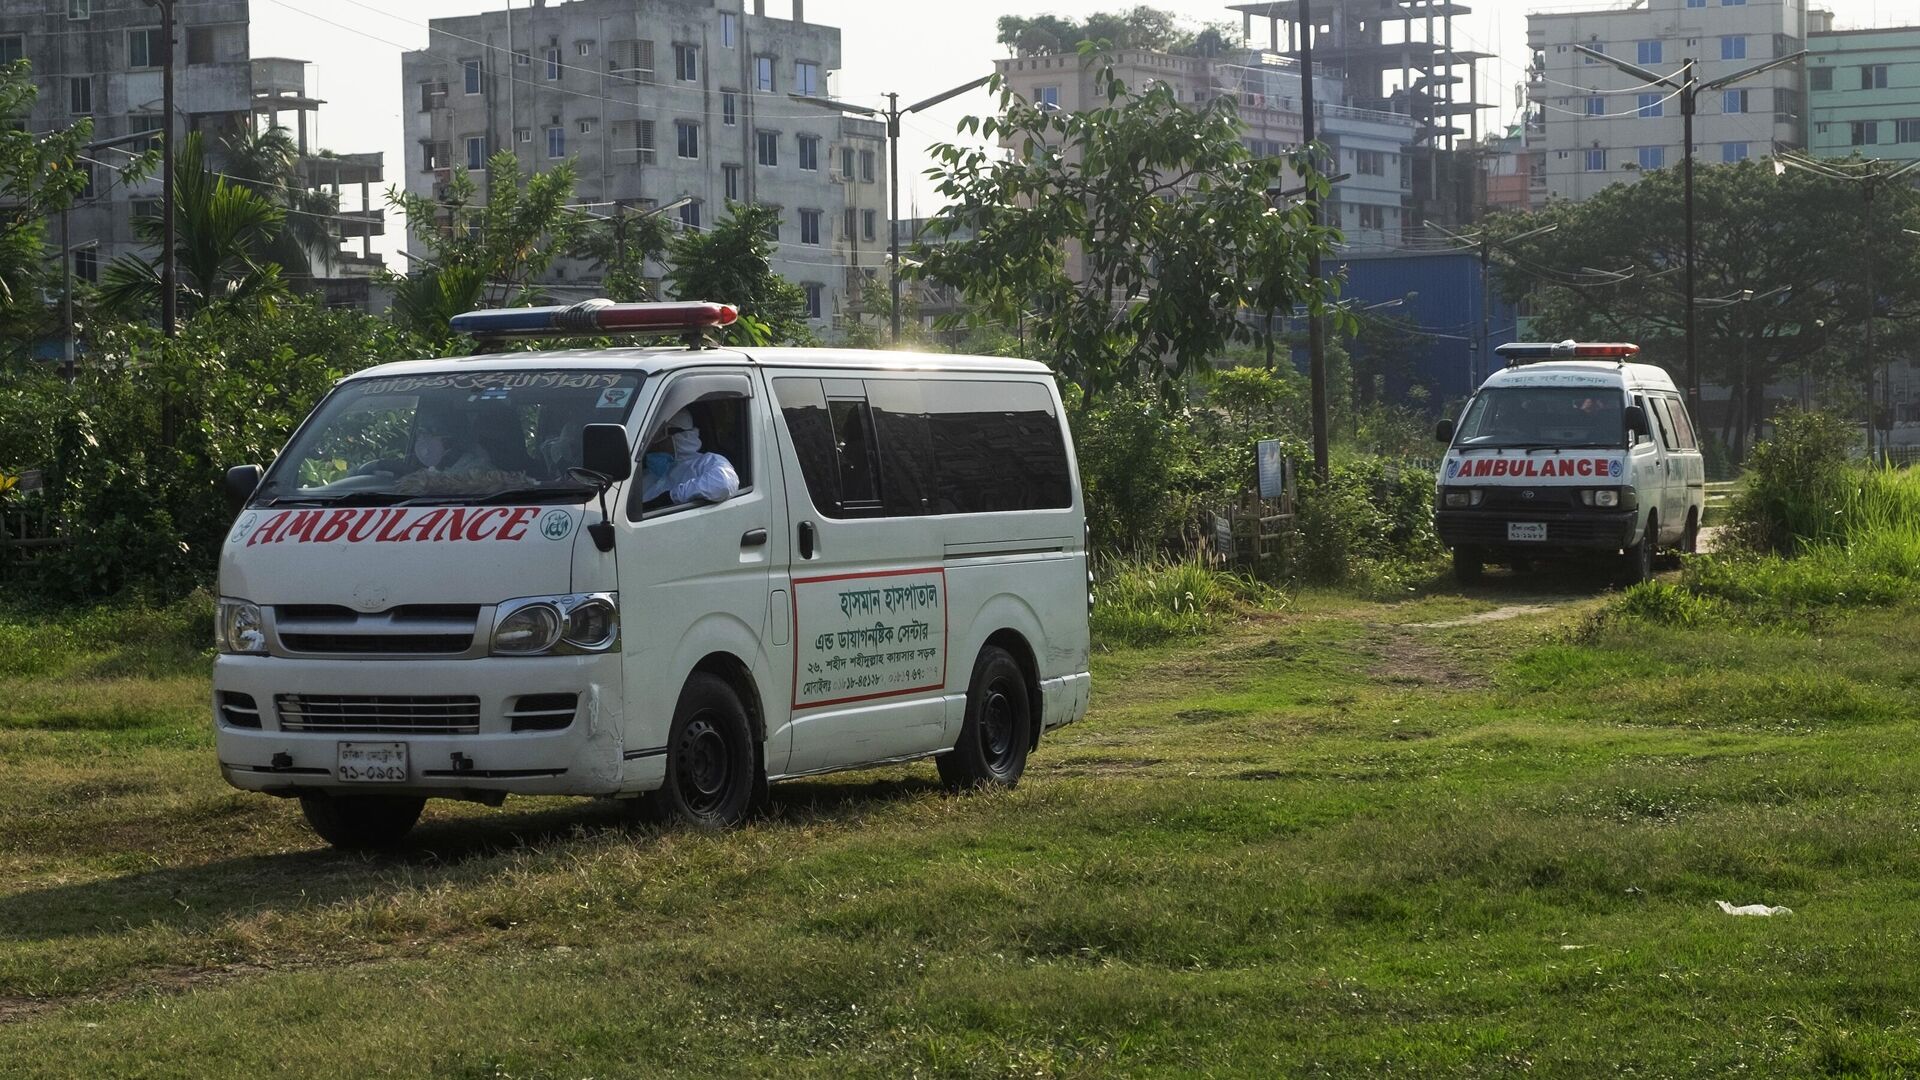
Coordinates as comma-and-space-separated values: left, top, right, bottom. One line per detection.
689, 651, 766, 747
981, 627, 1043, 750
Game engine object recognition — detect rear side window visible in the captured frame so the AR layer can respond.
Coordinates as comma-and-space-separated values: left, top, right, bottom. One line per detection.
1659, 396, 1699, 450
775, 377, 1071, 517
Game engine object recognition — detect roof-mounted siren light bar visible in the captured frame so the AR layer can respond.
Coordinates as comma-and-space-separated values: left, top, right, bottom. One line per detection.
1495, 339, 1640, 365
450, 299, 739, 342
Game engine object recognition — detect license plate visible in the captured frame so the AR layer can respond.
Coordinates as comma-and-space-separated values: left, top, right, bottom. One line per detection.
337, 741, 408, 783
1508, 522, 1548, 542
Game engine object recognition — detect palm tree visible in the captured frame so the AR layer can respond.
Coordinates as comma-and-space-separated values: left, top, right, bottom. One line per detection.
98, 132, 287, 318
219, 124, 339, 279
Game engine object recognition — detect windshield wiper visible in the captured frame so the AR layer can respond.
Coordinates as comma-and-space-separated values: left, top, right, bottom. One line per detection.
459, 485, 597, 505
264, 491, 414, 507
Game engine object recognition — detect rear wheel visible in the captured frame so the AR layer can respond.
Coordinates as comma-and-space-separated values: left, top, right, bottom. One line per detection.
300, 793, 425, 851
1452, 546, 1485, 585
1682, 510, 1701, 555
937, 647, 1032, 791
1618, 517, 1656, 586
653, 673, 759, 830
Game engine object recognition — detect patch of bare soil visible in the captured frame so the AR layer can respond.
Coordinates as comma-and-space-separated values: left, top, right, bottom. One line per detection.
1365, 628, 1492, 690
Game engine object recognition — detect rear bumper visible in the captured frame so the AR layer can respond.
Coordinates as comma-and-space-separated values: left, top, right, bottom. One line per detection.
1435, 509, 1639, 553
1040, 671, 1091, 734
211, 653, 653, 799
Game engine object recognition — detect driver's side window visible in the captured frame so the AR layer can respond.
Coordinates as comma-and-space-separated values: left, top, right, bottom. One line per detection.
298, 399, 413, 487
627, 391, 754, 520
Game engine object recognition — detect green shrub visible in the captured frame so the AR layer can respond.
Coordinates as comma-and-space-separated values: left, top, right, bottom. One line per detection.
1294, 458, 1443, 585
1614, 580, 1727, 627
1090, 557, 1271, 647
1728, 408, 1857, 553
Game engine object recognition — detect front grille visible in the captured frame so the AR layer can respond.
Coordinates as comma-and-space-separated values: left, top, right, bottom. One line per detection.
1437, 513, 1633, 547
508, 693, 579, 732
1481, 487, 1582, 510
273, 604, 481, 656
218, 691, 262, 729
276, 694, 482, 735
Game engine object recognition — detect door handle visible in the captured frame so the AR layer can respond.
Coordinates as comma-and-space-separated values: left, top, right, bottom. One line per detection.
797, 521, 816, 560
740, 528, 768, 548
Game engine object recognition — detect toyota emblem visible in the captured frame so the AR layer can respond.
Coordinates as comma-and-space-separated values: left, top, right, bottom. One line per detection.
1521, 489, 1536, 500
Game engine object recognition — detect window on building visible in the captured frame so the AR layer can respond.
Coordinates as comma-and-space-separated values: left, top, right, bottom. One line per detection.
513, 49, 529, 67
1583, 43, 1605, 65
803, 283, 823, 320
723, 163, 741, 201
578, 118, 595, 135
799, 208, 822, 245
128, 112, 163, 151
795, 61, 820, 96
756, 130, 779, 166
466, 136, 489, 170
77, 159, 93, 199
1357, 204, 1383, 230
1354, 149, 1384, 175
680, 200, 701, 230
546, 126, 565, 159
67, 0, 88, 20
722, 91, 737, 126
1722, 141, 1749, 162
841, 147, 856, 179
68, 76, 90, 115
74, 248, 97, 284
1585, 148, 1606, 171
1638, 146, 1665, 170
128, 28, 161, 69
1720, 0, 1746, 6
860, 149, 876, 182
1810, 66, 1832, 91
676, 120, 699, 159
577, 41, 593, 57
762, 212, 780, 242
1637, 93, 1664, 118
636, 119, 656, 159
516, 128, 531, 145
187, 26, 214, 65
1686, 0, 1704, 8
1898, 119, 1920, 143
546, 47, 561, 79
755, 55, 775, 92
797, 134, 819, 171
721, 12, 737, 48
0, 37, 22, 64
1862, 65, 1888, 90
1036, 85, 1061, 109
674, 43, 698, 82
843, 207, 857, 240
1851, 120, 1878, 146
460, 58, 483, 94
1723, 88, 1747, 114
1586, 96, 1604, 116
1720, 36, 1745, 60
862, 210, 876, 242
1637, 40, 1661, 65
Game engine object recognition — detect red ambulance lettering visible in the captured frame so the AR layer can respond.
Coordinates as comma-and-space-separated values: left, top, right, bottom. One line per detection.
431, 508, 471, 542
282, 510, 323, 543
463, 507, 510, 541
376, 509, 414, 542
345, 509, 388, 543
246, 511, 287, 547
397, 509, 447, 543
497, 507, 539, 541
312, 508, 357, 543
1576, 459, 1592, 477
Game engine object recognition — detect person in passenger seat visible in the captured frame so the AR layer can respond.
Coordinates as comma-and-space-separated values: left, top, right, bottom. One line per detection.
641, 409, 740, 506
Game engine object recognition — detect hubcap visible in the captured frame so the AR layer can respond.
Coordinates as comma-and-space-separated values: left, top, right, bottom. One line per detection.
980, 680, 1016, 765
676, 714, 731, 812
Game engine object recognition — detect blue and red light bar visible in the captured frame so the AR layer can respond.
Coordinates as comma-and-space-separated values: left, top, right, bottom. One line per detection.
1495, 340, 1640, 362
451, 299, 739, 339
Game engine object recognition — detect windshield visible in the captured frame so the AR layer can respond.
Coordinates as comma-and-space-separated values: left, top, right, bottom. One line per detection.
256, 369, 644, 506
1454, 386, 1626, 450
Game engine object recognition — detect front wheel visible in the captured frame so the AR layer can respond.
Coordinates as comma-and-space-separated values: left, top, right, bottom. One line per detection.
652, 673, 759, 829
300, 793, 425, 851
937, 647, 1032, 791
1618, 518, 1656, 586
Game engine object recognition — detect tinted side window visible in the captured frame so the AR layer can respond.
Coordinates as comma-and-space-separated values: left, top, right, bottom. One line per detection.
774, 378, 840, 512
1632, 395, 1659, 446
867, 379, 936, 516
828, 396, 881, 512
924, 380, 1072, 514
1662, 396, 1699, 450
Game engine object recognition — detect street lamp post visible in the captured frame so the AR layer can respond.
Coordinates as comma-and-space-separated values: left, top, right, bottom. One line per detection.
1573, 44, 1805, 418
790, 75, 992, 342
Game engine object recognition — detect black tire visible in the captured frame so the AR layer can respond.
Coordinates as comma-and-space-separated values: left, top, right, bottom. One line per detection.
653, 673, 759, 829
1452, 546, 1485, 585
300, 793, 425, 851
1682, 511, 1700, 556
937, 646, 1032, 792
1618, 517, 1656, 586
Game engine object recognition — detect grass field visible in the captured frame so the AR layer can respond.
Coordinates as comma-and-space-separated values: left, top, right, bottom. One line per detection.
5, 577, 1920, 1077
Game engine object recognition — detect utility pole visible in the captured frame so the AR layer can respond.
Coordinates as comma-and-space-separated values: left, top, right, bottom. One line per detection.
790, 75, 991, 342
1429, 219, 1556, 393
144, 0, 177, 339
1574, 45, 1803, 420
1298, 0, 1329, 481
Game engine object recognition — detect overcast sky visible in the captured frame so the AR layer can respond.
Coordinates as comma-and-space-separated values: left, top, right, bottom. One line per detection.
247, 0, 1904, 265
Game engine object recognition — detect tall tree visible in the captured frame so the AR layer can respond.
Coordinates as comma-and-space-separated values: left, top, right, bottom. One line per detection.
915, 56, 1343, 398
996, 8, 1235, 57
664, 202, 812, 345
572, 205, 675, 302
219, 124, 342, 280
386, 149, 584, 313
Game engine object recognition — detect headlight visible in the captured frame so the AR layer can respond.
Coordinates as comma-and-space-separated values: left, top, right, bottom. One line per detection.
1578, 489, 1629, 508
1442, 488, 1483, 508
491, 594, 619, 656
216, 598, 267, 655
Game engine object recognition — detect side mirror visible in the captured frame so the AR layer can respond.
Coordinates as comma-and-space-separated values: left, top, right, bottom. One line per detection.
224, 464, 263, 510
1434, 418, 1455, 444
580, 423, 633, 483
1623, 404, 1649, 440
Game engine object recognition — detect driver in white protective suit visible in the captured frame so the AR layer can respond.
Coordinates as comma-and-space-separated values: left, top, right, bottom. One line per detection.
640, 409, 740, 506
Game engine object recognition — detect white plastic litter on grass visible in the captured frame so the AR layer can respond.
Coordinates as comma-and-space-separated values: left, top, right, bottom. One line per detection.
1716, 900, 1792, 916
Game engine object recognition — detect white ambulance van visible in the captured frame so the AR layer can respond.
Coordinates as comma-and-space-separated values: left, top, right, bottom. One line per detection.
1433, 341, 1705, 584
213, 301, 1091, 849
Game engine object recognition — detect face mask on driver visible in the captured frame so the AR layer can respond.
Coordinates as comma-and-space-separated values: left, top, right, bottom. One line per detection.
415, 434, 449, 469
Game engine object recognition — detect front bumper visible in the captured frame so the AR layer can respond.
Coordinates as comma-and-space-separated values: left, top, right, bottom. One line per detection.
211, 653, 651, 799
1435, 508, 1639, 553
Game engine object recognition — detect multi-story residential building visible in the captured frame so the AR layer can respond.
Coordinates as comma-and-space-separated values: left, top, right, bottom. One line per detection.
1480, 131, 1539, 213
1525, 0, 1812, 203
995, 48, 1417, 250
0, 0, 254, 282
252, 57, 387, 294
1807, 20, 1920, 167
400, 0, 886, 333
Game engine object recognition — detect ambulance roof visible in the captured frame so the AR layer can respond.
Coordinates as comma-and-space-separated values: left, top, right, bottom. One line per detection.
1482, 360, 1678, 392
346, 346, 1054, 383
